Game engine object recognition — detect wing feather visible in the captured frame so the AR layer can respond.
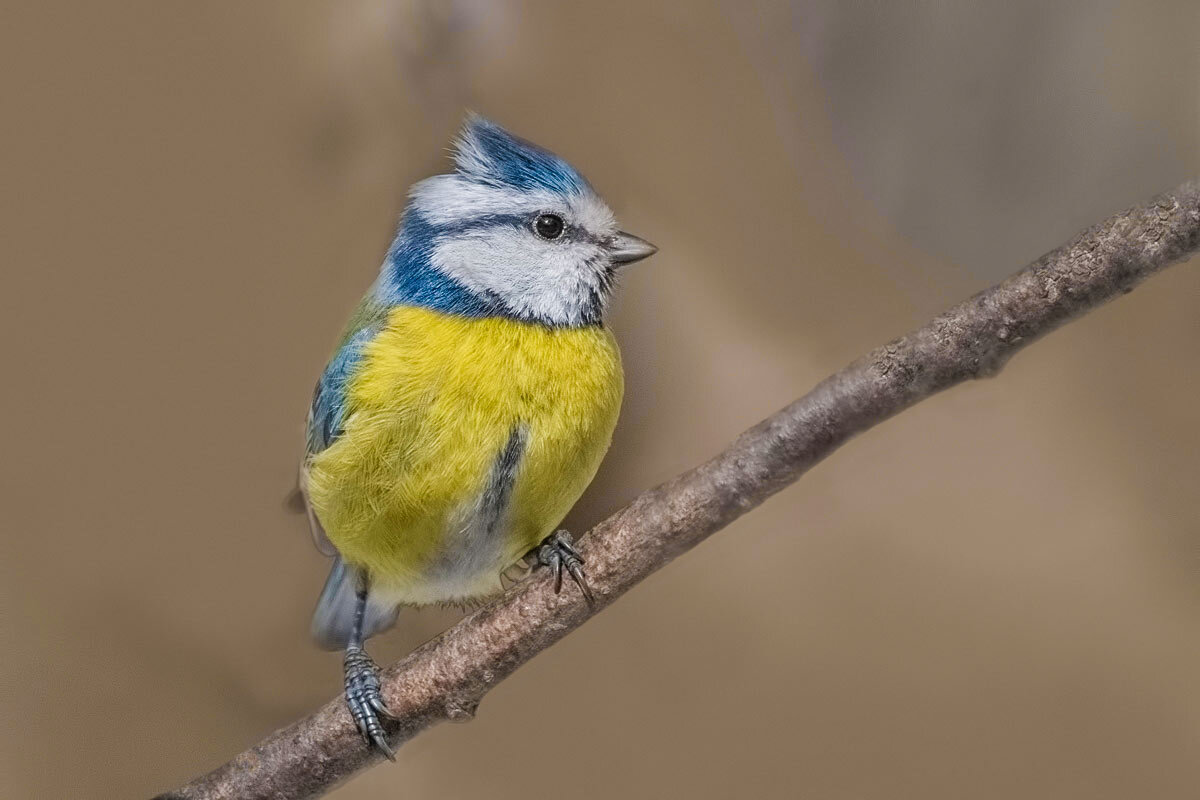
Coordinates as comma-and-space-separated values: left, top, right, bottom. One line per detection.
298, 293, 391, 555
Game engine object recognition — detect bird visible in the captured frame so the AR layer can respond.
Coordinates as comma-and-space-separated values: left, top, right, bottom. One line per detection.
296, 115, 657, 757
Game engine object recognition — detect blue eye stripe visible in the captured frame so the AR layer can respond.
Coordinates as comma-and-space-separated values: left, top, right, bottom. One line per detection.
437, 213, 530, 236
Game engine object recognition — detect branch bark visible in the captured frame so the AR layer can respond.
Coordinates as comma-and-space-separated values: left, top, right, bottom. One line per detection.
160, 181, 1200, 800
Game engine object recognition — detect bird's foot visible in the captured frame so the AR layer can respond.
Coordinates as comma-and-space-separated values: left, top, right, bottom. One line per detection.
343, 644, 397, 759
536, 530, 595, 606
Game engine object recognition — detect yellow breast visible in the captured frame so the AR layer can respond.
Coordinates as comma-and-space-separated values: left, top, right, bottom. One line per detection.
304, 306, 623, 604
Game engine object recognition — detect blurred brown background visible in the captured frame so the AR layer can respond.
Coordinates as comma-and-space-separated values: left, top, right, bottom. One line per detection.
3, 2, 1199, 798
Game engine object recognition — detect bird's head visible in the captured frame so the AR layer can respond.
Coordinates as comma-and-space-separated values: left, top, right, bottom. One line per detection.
380, 115, 657, 327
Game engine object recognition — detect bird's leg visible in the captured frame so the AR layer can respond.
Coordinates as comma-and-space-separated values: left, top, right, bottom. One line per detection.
343, 575, 397, 760
535, 530, 595, 606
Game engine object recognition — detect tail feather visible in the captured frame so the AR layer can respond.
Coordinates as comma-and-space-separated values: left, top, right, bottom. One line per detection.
311, 558, 399, 650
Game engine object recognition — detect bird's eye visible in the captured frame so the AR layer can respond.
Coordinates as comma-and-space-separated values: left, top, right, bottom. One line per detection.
533, 213, 565, 240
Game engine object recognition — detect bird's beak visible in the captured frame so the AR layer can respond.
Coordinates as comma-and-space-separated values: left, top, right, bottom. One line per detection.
607, 231, 658, 266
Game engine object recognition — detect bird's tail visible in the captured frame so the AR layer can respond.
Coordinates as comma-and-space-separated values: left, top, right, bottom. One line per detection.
311, 558, 399, 650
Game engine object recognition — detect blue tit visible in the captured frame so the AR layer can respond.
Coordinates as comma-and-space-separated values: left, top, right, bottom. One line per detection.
297, 115, 657, 755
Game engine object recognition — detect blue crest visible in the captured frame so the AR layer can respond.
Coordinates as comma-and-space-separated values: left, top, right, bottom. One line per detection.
453, 115, 589, 196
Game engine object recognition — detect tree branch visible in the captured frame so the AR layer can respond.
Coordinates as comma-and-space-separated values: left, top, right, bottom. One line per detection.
160, 182, 1200, 800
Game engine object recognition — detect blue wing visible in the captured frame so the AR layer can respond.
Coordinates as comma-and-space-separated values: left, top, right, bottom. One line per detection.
298, 294, 389, 556
301, 299, 402, 645
306, 326, 378, 454
306, 290, 392, 454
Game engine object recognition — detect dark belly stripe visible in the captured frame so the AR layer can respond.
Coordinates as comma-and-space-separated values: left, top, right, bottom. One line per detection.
481, 424, 527, 537
424, 423, 528, 585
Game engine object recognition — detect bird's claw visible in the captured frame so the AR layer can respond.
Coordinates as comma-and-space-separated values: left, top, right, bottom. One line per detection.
344, 645, 396, 760
537, 530, 595, 606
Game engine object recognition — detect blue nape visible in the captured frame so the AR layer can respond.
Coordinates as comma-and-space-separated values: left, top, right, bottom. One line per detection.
375, 211, 500, 317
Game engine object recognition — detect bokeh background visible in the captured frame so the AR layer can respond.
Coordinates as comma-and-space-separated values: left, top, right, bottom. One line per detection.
3, 2, 1199, 797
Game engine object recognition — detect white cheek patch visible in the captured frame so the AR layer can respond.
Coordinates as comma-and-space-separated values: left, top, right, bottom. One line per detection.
411, 173, 621, 326
432, 229, 609, 326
